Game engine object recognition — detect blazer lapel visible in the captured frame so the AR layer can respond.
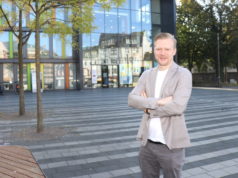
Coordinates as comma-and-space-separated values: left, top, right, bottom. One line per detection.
160, 62, 179, 97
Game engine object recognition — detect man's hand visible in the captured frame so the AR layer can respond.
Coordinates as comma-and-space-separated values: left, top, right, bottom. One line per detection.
141, 91, 147, 98
157, 96, 173, 106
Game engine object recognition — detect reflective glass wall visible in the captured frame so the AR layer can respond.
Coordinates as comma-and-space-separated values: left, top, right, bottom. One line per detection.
0, 0, 168, 90
0, 1, 76, 90
82, 0, 161, 88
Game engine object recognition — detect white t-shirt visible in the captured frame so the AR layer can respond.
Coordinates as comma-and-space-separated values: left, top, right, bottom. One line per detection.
148, 69, 168, 144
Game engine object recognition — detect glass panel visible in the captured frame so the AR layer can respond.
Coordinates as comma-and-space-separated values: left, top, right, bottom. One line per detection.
64, 35, 72, 58
69, 63, 76, 89
82, 34, 91, 88
54, 64, 65, 89
152, 13, 161, 25
105, 8, 118, 34
131, 10, 141, 33
3, 63, 14, 90
118, 0, 130, 9
40, 33, 50, 58
118, 9, 131, 34
141, 0, 150, 12
0, 32, 9, 58
15, 7, 27, 27
142, 30, 152, 60
55, 8, 65, 21
1, 1, 12, 24
23, 64, 28, 90
108, 65, 118, 87
91, 33, 102, 65
27, 32, 35, 59
131, 0, 141, 11
53, 34, 62, 58
92, 7, 104, 33
142, 11, 151, 31
13, 34, 18, 58
43, 64, 54, 90
151, 0, 160, 13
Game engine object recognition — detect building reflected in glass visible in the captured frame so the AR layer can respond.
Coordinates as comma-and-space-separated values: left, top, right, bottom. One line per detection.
0, 0, 176, 90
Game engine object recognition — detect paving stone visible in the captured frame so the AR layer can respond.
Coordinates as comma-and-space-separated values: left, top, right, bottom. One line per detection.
1, 88, 238, 178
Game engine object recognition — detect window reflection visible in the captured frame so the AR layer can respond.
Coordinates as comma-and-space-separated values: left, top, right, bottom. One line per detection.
118, 9, 131, 34
54, 64, 65, 89
64, 35, 72, 58
105, 8, 118, 34
13, 34, 18, 58
53, 34, 62, 58
83, 34, 91, 88
119, 0, 130, 9
69, 63, 76, 89
40, 33, 50, 58
0, 32, 9, 58
55, 8, 65, 22
131, 0, 141, 11
91, 33, 102, 65
141, 0, 150, 12
92, 7, 104, 33
142, 11, 151, 30
44, 64, 54, 90
131, 10, 141, 32
27, 32, 35, 59
3, 63, 13, 83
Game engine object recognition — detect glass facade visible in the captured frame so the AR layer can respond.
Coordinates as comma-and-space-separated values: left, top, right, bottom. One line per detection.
0, 0, 176, 90
82, 0, 158, 87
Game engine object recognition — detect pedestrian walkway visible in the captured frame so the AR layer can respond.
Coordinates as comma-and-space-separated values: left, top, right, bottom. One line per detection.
0, 88, 238, 178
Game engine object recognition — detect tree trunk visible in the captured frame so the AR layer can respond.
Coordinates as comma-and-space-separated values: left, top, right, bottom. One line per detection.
18, 10, 25, 116
35, 1, 43, 133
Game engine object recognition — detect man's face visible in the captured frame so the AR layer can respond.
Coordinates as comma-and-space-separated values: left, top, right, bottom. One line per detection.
154, 38, 176, 69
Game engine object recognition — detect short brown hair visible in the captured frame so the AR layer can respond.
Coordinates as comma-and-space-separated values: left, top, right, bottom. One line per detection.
154, 33, 177, 48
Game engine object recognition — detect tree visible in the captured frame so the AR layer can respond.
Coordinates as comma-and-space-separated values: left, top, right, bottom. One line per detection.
177, 0, 238, 83
0, 1, 32, 116
25, 0, 125, 132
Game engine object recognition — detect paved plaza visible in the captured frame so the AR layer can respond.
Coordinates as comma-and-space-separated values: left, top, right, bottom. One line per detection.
0, 87, 238, 178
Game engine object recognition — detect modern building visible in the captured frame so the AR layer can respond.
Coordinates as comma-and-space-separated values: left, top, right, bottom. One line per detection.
0, 0, 176, 91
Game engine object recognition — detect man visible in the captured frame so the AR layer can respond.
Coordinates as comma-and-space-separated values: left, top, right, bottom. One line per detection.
128, 32, 192, 178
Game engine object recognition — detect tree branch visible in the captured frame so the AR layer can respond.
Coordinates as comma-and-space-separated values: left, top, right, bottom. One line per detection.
0, 5, 19, 38
22, 31, 32, 45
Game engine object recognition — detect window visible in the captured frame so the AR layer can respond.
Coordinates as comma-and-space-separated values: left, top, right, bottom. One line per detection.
131, 0, 141, 11
141, 0, 150, 12
69, 63, 76, 89
43, 64, 54, 90
40, 33, 50, 58
54, 64, 65, 89
53, 34, 62, 58
131, 10, 142, 32
0, 32, 9, 58
105, 8, 118, 34
92, 7, 104, 33
119, 0, 130, 9
151, 0, 160, 13
118, 9, 131, 34
64, 35, 72, 58
27, 32, 35, 59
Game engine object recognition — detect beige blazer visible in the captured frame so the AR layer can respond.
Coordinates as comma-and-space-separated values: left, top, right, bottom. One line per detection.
128, 62, 192, 149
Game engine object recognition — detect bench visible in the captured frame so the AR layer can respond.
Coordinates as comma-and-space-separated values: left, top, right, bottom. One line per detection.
0, 146, 45, 178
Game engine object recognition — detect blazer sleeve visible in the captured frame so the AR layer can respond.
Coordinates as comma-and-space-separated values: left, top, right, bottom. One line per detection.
150, 68, 192, 118
128, 70, 158, 110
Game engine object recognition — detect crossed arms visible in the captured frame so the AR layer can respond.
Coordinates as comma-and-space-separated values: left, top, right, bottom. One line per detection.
128, 69, 192, 118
